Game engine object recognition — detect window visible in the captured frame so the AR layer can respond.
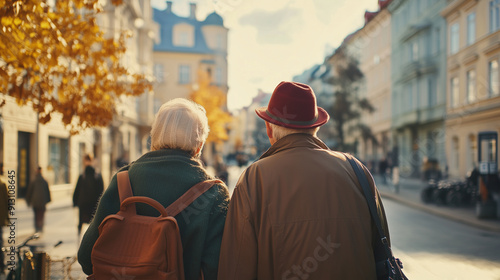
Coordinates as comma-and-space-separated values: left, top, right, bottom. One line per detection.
466, 70, 476, 103
435, 27, 441, 54
450, 23, 459, 54
173, 24, 194, 47
179, 32, 189, 46
452, 137, 460, 171
48, 137, 69, 185
215, 67, 222, 85
179, 65, 191, 84
412, 42, 419, 61
489, 60, 499, 96
490, 0, 500, 32
154, 64, 164, 83
428, 78, 436, 107
450, 77, 459, 107
467, 12, 476, 45
467, 134, 477, 172
406, 83, 413, 111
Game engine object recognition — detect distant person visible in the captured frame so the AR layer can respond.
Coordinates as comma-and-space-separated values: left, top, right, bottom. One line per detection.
0, 163, 9, 272
116, 152, 129, 169
218, 81, 391, 279
379, 157, 388, 185
73, 154, 104, 236
26, 167, 51, 233
214, 154, 228, 184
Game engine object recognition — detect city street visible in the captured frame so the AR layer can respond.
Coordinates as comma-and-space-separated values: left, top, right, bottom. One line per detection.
385, 199, 500, 280
3, 165, 500, 280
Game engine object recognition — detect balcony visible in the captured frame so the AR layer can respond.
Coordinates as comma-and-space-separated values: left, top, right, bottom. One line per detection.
397, 56, 438, 83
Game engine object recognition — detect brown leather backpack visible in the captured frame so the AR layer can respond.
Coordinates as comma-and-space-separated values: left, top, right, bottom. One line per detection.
88, 171, 221, 280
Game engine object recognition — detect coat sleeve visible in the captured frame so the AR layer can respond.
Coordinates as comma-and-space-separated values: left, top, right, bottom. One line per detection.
218, 172, 258, 280
73, 176, 82, 207
44, 180, 51, 203
25, 181, 34, 206
200, 183, 230, 280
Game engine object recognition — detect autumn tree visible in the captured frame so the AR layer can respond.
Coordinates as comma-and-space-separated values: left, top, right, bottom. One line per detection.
189, 69, 232, 144
0, 0, 152, 133
323, 46, 376, 152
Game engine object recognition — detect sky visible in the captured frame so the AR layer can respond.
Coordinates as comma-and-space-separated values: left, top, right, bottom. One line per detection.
151, 0, 380, 112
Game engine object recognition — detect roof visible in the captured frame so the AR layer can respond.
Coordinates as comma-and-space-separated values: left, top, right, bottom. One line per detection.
204, 12, 224, 26
153, 8, 224, 53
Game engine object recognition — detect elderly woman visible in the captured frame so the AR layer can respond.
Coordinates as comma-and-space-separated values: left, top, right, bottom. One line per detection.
78, 98, 230, 280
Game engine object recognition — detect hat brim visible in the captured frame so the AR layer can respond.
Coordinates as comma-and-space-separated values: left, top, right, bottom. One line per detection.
255, 106, 330, 129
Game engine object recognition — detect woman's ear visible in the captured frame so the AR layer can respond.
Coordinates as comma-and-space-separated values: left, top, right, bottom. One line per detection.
194, 142, 204, 157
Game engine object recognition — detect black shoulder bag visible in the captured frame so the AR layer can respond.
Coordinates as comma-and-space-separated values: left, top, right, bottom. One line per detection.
346, 155, 409, 280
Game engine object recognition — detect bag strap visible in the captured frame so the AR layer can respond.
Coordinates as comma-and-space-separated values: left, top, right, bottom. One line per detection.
117, 171, 135, 213
166, 179, 223, 217
345, 154, 393, 259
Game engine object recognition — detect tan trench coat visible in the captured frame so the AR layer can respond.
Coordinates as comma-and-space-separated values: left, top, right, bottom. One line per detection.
218, 133, 390, 280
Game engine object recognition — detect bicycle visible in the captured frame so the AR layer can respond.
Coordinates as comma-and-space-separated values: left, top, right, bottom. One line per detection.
46, 255, 79, 280
2, 233, 47, 280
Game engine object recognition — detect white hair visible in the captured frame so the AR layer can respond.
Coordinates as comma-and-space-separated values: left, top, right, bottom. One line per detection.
269, 122, 319, 141
150, 98, 209, 155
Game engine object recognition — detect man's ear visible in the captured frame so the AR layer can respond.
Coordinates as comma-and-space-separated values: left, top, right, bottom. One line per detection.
265, 122, 276, 145
265, 121, 272, 139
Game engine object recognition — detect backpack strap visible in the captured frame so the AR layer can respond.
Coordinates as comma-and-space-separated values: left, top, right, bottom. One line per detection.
117, 171, 135, 213
166, 179, 223, 217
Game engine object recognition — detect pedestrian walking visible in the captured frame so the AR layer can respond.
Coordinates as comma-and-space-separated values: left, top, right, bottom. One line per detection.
73, 154, 104, 236
218, 81, 392, 279
25, 167, 51, 233
379, 157, 388, 185
0, 163, 10, 273
214, 154, 229, 184
78, 98, 230, 280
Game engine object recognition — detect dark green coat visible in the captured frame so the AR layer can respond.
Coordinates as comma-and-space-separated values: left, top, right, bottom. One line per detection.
78, 149, 230, 280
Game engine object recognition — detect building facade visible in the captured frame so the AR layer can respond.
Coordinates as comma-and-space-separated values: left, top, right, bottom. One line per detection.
0, 0, 157, 198
345, 0, 393, 169
152, 2, 228, 108
442, 0, 500, 179
388, 0, 448, 178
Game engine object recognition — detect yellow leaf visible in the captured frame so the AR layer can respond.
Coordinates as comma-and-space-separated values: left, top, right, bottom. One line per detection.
13, 18, 22, 26
40, 21, 50, 29
15, 30, 25, 40
29, 32, 36, 38
1, 17, 13, 27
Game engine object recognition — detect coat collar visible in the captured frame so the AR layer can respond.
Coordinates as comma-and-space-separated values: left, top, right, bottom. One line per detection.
259, 133, 330, 160
132, 148, 204, 168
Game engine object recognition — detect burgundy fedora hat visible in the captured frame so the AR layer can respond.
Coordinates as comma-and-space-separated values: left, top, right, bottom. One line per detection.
255, 81, 329, 129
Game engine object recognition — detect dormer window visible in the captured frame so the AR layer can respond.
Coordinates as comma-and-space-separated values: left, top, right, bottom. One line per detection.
173, 23, 194, 47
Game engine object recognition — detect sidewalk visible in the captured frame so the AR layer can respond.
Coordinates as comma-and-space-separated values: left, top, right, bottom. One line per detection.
374, 174, 500, 233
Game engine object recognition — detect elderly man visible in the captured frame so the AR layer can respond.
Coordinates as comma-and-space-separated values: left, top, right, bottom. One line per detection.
218, 81, 391, 279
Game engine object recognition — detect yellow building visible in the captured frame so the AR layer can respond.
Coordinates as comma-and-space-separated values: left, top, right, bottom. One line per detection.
345, 1, 393, 168
442, 0, 500, 178
152, 2, 228, 108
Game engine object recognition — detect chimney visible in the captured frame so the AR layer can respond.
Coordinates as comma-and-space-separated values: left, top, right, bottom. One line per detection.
189, 3, 197, 19
165, 1, 172, 13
